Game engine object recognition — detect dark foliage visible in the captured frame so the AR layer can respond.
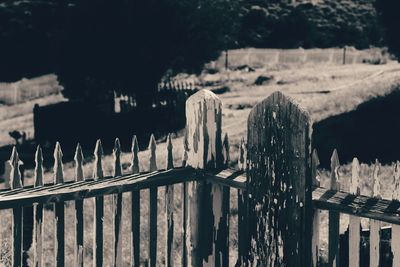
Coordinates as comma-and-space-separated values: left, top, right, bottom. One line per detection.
0, 0, 241, 100
0, 0, 385, 102
375, 0, 400, 58
238, 0, 383, 49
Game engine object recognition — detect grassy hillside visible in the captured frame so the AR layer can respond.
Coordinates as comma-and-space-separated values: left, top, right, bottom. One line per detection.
1, 62, 399, 266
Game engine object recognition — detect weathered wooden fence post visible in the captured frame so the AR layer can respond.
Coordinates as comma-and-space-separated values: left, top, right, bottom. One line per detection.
184, 89, 226, 267
247, 91, 312, 266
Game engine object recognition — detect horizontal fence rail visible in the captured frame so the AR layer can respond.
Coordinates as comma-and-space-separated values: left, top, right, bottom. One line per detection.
3, 89, 400, 267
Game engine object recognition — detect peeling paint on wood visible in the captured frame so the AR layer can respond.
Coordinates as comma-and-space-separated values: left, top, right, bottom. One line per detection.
184, 89, 225, 267
246, 91, 312, 266
74, 143, 84, 267
53, 142, 65, 267
10, 147, 23, 267
370, 160, 381, 267
392, 161, 400, 267
165, 134, 174, 267
33, 145, 44, 267
93, 139, 104, 267
329, 149, 340, 267
112, 138, 123, 267
311, 149, 320, 267
349, 158, 360, 267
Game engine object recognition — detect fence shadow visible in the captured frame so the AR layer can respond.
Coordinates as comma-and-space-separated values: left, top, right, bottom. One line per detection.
313, 89, 400, 167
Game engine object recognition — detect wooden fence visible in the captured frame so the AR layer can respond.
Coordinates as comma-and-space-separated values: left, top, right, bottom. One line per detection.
1, 89, 400, 266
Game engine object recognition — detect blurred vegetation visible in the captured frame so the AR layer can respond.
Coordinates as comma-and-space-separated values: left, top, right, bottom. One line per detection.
239, 0, 383, 49
0, 0, 385, 101
375, 0, 400, 59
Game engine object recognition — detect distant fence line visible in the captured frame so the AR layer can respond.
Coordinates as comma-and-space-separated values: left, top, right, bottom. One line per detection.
0, 74, 63, 105
214, 47, 384, 70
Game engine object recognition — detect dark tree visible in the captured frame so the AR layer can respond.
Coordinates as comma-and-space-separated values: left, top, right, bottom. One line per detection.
375, 0, 400, 58
0, 0, 241, 102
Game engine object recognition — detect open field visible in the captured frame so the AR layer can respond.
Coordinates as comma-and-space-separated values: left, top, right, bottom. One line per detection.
1, 61, 400, 266
0, 94, 66, 147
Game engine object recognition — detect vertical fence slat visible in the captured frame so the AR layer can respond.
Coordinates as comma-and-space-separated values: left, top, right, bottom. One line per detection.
246, 91, 312, 266
53, 142, 65, 267
329, 149, 340, 267
112, 138, 124, 267
349, 158, 361, 267
165, 134, 174, 267
93, 139, 104, 267
131, 135, 140, 267
237, 137, 248, 266
182, 131, 189, 267
10, 147, 23, 267
392, 161, 400, 267
311, 149, 320, 267
370, 160, 381, 267
74, 143, 84, 267
185, 89, 224, 266
33, 145, 44, 267
148, 134, 158, 267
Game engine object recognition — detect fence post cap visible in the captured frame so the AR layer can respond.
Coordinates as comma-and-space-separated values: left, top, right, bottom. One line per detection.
186, 89, 219, 103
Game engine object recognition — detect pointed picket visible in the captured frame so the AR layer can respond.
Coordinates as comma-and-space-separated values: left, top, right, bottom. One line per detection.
166, 134, 174, 170
149, 134, 157, 172
349, 158, 361, 267
112, 138, 123, 267
223, 133, 230, 167
130, 135, 140, 267
311, 149, 320, 267
165, 134, 174, 266
370, 160, 381, 267
9, 147, 23, 267
329, 149, 340, 267
131, 135, 140, 174
33, 145, 44, 267
34, 145, 44, 187
73, 143, 84, 267
74, 143, 84, 182
392, 161, 400, 267
93, 139, 104, 179
238, 137, 246, 171
53, 142, 64, 184
148, 134, 158, 267
113, 138, 122, 177
10, 146, 22, 189
53, 142, 65, 267
92, 139, 104, 267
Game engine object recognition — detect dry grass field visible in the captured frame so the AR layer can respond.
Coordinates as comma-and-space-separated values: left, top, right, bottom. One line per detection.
1, 61, 400, 266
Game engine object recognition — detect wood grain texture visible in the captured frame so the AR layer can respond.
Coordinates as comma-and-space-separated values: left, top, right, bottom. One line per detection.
74, 143, 84, 267
185, 89, 223, 267
369, 160, 381, 267
53, 142, 65, 267
237, 188, 248, 266
148, 134, 158, 267
112, 138, 124, 267
349, 158, 361, 267
393, 161, 400, 267
131, 135, 141, 267
93, 139, 104, 267
165, 134, 174, 267
10, 147, 23, 267
311, 149, 320, 267
246, 91, 312, 266
329, 149, 340, 267
33, 145, 44, 267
